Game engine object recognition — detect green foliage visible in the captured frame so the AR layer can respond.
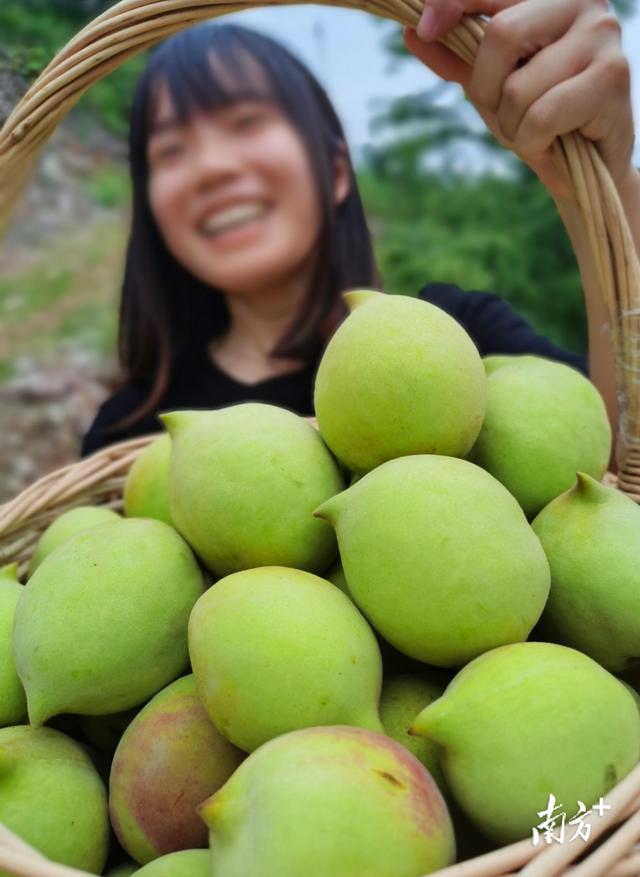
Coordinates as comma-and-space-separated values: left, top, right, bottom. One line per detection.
359, 162, 587, 353
84, 165, 131, 208
358, 69, 592, 353
0, 0, 146, 135
0, 361, 15, 383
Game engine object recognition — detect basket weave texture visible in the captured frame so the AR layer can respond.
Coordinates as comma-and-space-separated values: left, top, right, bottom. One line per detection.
1, 2, 640, 876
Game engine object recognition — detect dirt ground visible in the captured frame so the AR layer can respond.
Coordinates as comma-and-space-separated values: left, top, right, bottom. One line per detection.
0, 102, 129, 506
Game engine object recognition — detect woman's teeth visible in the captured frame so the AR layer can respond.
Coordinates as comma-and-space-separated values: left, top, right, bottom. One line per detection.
200, 203, 269, 237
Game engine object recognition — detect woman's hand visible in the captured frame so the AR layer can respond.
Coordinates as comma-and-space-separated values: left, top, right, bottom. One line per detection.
403, 0, 636, 201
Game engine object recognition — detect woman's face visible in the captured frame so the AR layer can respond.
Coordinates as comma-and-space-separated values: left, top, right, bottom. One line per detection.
146, 82, 348, 298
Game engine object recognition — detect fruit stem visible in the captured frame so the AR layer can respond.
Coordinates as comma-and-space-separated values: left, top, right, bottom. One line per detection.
342, 289, 383, 313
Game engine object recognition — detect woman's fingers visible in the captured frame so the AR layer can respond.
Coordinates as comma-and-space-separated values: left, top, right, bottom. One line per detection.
492, 10, 617, 143
416, 0, 522, 41
467, 0, 586, 110
511, 55, 633, 186
417, 0, 464, 41
412, 0, 592, 106
403, 27, 472, 86
408, 0, 635, 194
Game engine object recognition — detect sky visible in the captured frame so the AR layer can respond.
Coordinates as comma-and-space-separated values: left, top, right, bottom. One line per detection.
219, 1, 640, 170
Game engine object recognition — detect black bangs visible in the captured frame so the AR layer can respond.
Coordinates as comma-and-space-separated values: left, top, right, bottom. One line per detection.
145, 25, 277, 130
138, 23, 342, 160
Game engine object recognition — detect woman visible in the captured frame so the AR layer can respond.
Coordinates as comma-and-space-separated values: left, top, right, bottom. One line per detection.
81, 0, 639, 460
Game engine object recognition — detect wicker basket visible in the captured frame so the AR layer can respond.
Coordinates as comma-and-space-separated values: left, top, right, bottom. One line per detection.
2, 1, 640, 875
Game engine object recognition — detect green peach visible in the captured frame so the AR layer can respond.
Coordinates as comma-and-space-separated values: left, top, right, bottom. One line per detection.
80, 709, 138, 757
619, 664, 640, 695
110, 675, 245, 864
315, 455, 550, 667
13, 518, 205, 725
326, 561, 429, 674
106, 863, 138, 877
0, 725, 109, 874
161, 404, 344, 577
380, 672, 450, 793
314, 289, 486, 474
0, 563, 19, 582
124, 434, 173, 526
531, 473, 640, 671
482, 354, 540, 375
188, 566, 383, 752
381, 671, 496, 862
621, 681, 640, 716
133, 849, 210, 877
410, 642, 640, 844
380, 669, 499, 861
0, 564, 26, 727
468, 356, 611, 517
324, 559, 352, 599
27, 505, 120, 578
200, 725, 455, 877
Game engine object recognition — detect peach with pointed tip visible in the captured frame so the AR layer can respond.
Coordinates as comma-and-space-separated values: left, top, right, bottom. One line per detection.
160, 404, 344, 576
314, 455, 550, 667
531, 472, 640, 671
314, 288, 486, 474
410, 642, 640, 844
199, 725, 455, 877
13, 518, 205, 726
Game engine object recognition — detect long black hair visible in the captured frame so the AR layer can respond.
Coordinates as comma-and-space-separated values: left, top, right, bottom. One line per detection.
111, 21, 382, 431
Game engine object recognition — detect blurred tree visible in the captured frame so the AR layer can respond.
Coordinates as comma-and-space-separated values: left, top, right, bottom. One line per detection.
360, 0, 637, 353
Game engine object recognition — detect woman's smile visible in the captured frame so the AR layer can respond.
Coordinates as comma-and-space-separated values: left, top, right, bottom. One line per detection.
197, 203, 273, 248
198, 201, 271, 236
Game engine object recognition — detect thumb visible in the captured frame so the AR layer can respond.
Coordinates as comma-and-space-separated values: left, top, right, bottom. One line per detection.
403, 26, 472, 87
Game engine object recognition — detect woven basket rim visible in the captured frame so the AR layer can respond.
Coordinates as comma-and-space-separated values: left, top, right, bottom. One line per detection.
1, 2, 640, 874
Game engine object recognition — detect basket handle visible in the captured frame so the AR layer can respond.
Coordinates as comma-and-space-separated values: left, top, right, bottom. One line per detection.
437, 14, 640, 502
0, 0, 638, 497
0, 823, 92, 877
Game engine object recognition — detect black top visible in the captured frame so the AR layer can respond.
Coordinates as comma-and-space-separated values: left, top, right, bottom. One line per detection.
80, 282, 589, 457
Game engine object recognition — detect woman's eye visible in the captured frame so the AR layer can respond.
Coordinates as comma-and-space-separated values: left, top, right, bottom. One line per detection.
151, 142, 184, 162
161, 142, 184, 157
234, 111, 264, 130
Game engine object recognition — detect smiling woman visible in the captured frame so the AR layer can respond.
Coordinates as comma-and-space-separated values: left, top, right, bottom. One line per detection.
80, 17, 620, 458
79, 22, 381, 453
